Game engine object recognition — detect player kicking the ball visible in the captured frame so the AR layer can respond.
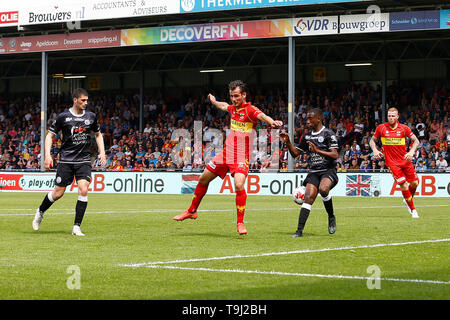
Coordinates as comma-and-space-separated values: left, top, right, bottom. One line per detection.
173, 80, 283, 235
280, 108, 339, 238
369, 107, 420, 218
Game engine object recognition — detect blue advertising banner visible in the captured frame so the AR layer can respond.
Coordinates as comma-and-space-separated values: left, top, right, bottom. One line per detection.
390, 10, 440, 31
441, 10, 450, 29
180, 0, 368, 14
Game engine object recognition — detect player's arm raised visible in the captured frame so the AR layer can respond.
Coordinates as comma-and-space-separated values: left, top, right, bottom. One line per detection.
44, 131, 55, 170
256, 112, 283, 128
208, 94, 229, 112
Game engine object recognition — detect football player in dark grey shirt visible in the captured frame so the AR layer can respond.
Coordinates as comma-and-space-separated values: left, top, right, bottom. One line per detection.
48, 108, 101, 164
33, 88, 106, 236
281, 108, 339, 238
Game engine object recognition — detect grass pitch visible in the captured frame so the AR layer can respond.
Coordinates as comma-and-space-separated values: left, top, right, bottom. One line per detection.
0, 193, 449, 300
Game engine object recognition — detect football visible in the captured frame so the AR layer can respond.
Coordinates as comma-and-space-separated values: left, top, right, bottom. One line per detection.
292, 186, 306, 205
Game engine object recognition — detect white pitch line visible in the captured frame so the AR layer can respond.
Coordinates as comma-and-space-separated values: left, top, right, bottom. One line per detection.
121, 238, 450, 267
0, 204, 448, 217
144, 265, 450, 285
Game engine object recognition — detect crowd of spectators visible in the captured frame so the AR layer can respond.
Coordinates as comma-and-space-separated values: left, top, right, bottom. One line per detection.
0, 82, 449, 173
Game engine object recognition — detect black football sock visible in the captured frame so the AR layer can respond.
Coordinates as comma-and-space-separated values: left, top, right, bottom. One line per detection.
39, 192, 55, 213
74, 196, 88, 226
322, 194, 335, 218
297, 203, 312, 232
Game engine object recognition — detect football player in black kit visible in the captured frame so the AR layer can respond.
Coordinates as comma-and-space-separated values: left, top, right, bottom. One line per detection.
280, 108, 339, 238
33, 88, 106, 236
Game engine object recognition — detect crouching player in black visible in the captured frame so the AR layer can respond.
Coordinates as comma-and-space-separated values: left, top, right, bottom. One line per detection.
32, 88, 106, 236
280, 108, 339, 238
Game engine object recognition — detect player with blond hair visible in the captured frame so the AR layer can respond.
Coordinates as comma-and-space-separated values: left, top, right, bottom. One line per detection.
370, 107, 420, 218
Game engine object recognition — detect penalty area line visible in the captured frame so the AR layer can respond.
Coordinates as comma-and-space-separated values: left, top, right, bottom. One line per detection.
144, 265, 450, 285
121, 238, 450, 267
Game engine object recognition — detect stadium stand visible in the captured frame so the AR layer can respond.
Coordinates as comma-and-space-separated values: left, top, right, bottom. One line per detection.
0, 82, 448, 173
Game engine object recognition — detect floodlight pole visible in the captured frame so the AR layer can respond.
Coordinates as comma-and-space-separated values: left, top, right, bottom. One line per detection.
288, 37, 295, 172
139, 52, 144, 132
40, 52, 48, 172
381, 42, 387, 123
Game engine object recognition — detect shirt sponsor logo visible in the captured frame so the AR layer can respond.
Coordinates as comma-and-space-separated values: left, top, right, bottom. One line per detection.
381, 137, 405, 145
72, 126, 87, 134
230, 119, 253, 133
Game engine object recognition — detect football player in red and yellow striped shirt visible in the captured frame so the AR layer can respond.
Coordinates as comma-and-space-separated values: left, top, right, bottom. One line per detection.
173, 80, 283, 235
370, 107, 420, 218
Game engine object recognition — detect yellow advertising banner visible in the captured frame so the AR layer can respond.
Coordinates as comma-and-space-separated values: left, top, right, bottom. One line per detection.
313, 66, 326, 82
88, 76, 100, 91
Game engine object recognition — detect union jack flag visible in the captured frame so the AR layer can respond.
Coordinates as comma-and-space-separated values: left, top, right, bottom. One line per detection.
346, 174, 371, 197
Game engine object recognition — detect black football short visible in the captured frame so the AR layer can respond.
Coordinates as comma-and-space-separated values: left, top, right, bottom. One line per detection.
55, 162, 92, 187
303, 168, 338, 190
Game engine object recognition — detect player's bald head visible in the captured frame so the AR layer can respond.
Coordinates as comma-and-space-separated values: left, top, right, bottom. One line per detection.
387, 107, 399, 126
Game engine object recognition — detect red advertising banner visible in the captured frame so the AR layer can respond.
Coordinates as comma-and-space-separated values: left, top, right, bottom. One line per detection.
0, 11, 19, 25
0, 29, 121, 54
0, 173, 24, 191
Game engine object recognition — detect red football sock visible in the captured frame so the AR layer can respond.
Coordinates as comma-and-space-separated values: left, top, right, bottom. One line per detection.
409, 184, 417, 198
236, 189, 247, 224
188, 183, 208, 213
401, 189, 415, 211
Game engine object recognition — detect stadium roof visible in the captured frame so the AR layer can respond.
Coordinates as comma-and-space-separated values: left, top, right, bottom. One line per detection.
0, 0, 449, 79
